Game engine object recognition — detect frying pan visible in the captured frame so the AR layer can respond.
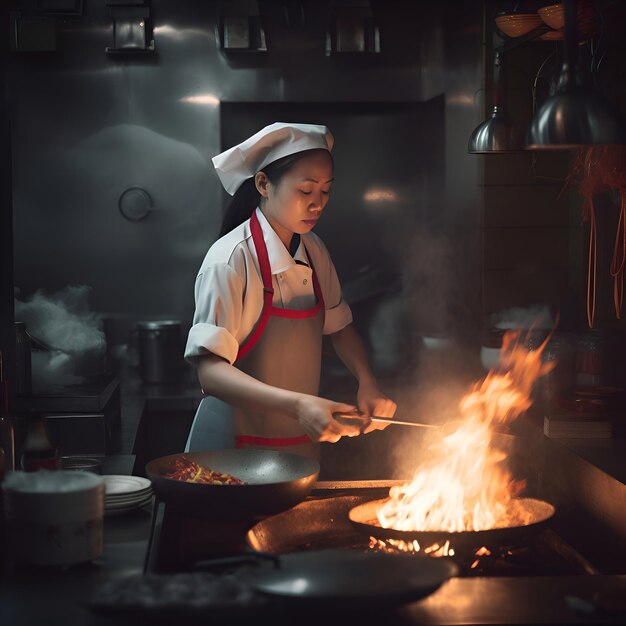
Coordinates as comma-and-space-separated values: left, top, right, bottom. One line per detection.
236, 549, 458, 610
349, 496, 556, 551
145, 449, 319, 520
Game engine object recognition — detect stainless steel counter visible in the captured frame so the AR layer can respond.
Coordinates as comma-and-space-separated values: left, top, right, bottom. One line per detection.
13, 369, 615, 624
4, 429, 626, 625
3, 499, 626, 625
0, 505, 152, 626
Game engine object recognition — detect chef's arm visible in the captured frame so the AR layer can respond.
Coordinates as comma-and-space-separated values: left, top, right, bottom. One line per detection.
195, 354, 360, 441
329, 323, 377, 387
330, 324, 397, 425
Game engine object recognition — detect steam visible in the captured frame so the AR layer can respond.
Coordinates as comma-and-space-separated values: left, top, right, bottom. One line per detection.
491, 305, 554, 330
14, 285, 106, 392
330, 208, 478, 480
360, 209, 554, 480
385, 350, 479, 481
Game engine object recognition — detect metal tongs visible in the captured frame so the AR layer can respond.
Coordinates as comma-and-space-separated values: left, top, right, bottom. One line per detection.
334, 410, 513, 437
333, 409, 440, 433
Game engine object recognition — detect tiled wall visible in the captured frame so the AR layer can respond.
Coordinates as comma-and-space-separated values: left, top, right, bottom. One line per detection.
481, 150, 579, 324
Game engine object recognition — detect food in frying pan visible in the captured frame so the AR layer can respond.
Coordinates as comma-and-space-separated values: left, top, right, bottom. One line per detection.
164, 457, 246, 485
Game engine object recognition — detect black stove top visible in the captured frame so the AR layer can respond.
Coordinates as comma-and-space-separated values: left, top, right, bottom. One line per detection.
144, 484, 600, 578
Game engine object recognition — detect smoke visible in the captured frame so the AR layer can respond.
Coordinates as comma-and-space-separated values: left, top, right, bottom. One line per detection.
491, 305, 554, 330
14, 285, 106, 392
383, 342, 482, 480
399, 229, 457, 337
365, 206, 483, 478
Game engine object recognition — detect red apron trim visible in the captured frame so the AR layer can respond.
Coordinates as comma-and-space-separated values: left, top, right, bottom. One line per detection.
236, 211, 324, 360
311, 266, 324, 309
269, 303, 321, 319
236, 434, 311, 448
236, 287, 273, 360
251, 210, 274, 292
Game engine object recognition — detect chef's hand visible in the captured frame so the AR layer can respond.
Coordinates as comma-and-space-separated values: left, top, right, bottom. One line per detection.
357, 380, 397, 433
295, 395, 363, 443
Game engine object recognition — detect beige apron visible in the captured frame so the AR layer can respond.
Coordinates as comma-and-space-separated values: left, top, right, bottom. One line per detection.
185, 211, 325, 461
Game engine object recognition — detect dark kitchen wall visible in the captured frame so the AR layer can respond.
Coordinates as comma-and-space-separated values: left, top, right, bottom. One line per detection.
481, 0, 626, 334
9, 0, 483, 368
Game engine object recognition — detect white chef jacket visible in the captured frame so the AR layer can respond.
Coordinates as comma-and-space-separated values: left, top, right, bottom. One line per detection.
184, 208, 353, 365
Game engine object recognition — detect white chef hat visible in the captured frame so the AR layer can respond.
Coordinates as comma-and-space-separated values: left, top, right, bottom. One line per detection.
212, 122, 334, 195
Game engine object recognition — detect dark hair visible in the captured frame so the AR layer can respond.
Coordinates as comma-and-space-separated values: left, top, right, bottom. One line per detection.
218, 148, 333, 238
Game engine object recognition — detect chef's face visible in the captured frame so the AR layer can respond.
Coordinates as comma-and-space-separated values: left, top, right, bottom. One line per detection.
256, 150, 334, 244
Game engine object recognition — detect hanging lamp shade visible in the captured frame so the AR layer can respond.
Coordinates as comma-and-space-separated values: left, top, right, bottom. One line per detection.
468, 105, 525, 153
527, 0, 625, 149
468, 52, 524, 153
526, 86, 625, 148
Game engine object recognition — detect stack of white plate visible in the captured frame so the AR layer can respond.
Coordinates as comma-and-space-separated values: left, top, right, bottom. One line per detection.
102, 475, 153, 516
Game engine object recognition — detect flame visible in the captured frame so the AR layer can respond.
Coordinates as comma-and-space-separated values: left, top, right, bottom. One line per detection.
470, 547, 492, 569
369, 536, 455, 557
377, 330, 554, 539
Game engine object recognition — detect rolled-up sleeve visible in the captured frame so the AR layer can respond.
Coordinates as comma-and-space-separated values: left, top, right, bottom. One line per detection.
324, 297, 352, 335
184, 263, 244, 364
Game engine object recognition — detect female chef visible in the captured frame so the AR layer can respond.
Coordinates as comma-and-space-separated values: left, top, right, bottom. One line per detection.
184, 122, 396, 460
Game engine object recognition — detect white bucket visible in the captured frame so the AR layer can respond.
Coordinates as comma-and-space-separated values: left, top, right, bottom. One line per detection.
2, 470, 104, 566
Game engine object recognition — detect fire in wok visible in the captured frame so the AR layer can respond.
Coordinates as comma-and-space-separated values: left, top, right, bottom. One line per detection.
352, 329, 556, 554
349, 496, 555, 552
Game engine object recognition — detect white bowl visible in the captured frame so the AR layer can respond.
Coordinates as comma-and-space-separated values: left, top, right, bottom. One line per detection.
2, 470, 104, 566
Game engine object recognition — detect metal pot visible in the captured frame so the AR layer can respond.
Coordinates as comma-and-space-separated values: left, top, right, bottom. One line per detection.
136, 320, 184, 384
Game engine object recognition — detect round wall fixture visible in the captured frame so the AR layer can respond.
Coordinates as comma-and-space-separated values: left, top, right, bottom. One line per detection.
118, 187, 154, 221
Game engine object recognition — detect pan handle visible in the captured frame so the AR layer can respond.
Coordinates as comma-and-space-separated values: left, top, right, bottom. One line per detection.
193, 548, 281, 571
333, 410, 371, 434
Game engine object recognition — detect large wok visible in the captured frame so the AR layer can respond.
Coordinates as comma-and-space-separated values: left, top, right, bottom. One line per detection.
349, 496, 556, 551
145, 449, 319, 520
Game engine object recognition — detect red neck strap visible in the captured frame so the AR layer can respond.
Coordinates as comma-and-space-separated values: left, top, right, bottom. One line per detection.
236, 212, 324, 360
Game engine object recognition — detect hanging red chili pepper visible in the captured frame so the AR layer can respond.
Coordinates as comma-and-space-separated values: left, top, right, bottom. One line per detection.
562, 146, 626, 328
609, 190, 626, 319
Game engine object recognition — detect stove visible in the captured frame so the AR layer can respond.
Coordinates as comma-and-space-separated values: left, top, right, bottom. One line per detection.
143, 480, 600, 578
14, 375, 121, 455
